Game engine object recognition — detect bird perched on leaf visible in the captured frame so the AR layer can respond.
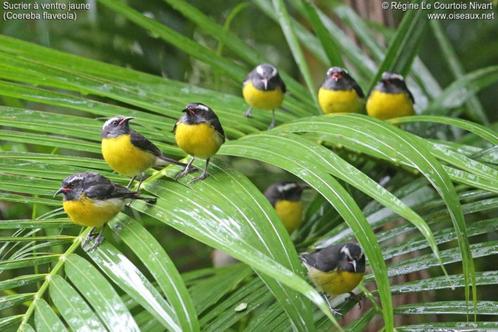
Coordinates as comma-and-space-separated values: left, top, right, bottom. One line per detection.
242, 63, 286, 129
264, 181, 307, 234
366, 72, 415, 120
101, 116, 186, 188
318, 67, 364, 114
301, 243, 365, 306
55, 172, 155, 250
174, 103, 225, 182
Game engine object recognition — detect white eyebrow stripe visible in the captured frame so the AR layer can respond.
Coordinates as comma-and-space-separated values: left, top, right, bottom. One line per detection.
196, 104, 209, 111
270, 65, 277, 77
383, 72, 404, 81
68, 175, 85, 184
103, 117, 121, 129
340, 246, 352, 259
256, 65, 265, 76
278, 183, 298, 192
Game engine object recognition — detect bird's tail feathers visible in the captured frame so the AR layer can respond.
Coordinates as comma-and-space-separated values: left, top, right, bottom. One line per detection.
125, 192, 157, 204
156, 155, 188, 167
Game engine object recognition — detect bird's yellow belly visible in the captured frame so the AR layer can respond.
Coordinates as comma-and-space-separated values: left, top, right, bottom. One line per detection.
366, 90, 414, 120
275, 200, 303, 233
63, 196, 123, 228
318, 88, 362, 114
308, 268, 364, 296
243, 82, 284, 110
175, 123, 223, 159
102, 135, 156, 177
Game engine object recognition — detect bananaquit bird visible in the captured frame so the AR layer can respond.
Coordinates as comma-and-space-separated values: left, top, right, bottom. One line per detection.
101, 116, 185, 188
318, 67, 364, 114
54, 172, 154, 250
301, 243, 365, 305
242, 63, 286, 129
174, 103, 225, 181
366, 72, 415, 120
264, 181, 306, 234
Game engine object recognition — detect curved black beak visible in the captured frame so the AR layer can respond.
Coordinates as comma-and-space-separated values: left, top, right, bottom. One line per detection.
54, 188, 63, 197
262, 78, 268, 90
119, 117, 134, 126
183, 108, 195, 116
331, 72, 343, 81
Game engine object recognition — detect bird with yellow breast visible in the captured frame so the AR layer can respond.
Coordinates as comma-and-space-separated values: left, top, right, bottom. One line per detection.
366, 72, 415, 120
242, 63, 286, 129
174, 103, 225, 182
101, 116, 186, 189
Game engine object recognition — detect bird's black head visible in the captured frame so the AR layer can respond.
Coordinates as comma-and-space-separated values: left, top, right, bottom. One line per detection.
249, 64, 281, 91
101, 116, 133, 138
181, 103, 215, 123
54, 172, 111, 201
321, 67, 361, 94
54, 172, 89, 201
326, 67, 348, 81
264, 181, 308, 206
376, 71, 408, 94
338, 243, 365, 273
255, 64, 278, 80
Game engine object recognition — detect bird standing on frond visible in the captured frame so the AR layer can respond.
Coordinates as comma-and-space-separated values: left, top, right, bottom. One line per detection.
301, 243, 365, 309
366, 72, 415, 120
101, 116, 186, 189
54, 172, 155, 250
174, 103, 225, 182
242, 63, 286, 129
318, 67, 364, 114
264, 181, 307, 234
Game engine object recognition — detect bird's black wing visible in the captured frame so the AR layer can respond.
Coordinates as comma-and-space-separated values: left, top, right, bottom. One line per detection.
130, 130, 161, 157
85, 183, 126, 200
352, 81, 365, 98
109, 184, 139, 199
132, 128, 185, 166
301, 244, 342, 272
205, 112, 225, 142
279, 75, 287, 93
399, 80, 415, 104
86, 183, 153, 204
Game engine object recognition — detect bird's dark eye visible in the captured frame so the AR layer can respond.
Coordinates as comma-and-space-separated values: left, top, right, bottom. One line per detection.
112, 120, 120, 126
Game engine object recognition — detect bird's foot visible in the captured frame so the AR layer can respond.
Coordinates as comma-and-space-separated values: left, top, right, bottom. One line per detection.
175, 164, 198, 180
244, 107, 253, 118
268, 111, 276, 129
189, 171, 209, 184
126, 176, 136, 189
322, 293, 343, 316
82, 228, 104, 252
329, 307, 343, 317
144, 197, 157, 204
348, 292, 364, 309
